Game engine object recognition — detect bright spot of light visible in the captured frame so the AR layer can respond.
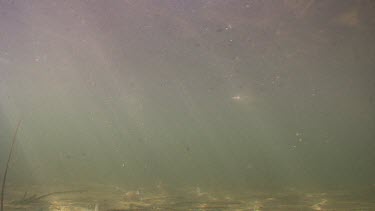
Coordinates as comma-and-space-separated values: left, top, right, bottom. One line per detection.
232, 95, 241, 100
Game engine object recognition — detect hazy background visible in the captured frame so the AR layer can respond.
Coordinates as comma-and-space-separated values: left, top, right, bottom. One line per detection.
1, 0, 374, 191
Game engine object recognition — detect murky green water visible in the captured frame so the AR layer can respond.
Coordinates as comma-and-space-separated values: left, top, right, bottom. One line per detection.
1, 1, 375, 210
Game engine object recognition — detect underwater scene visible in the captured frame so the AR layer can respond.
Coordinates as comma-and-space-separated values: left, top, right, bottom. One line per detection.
1, 1, 375, 210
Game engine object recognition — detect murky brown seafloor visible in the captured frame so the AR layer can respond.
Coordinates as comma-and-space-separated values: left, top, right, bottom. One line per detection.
3, 184, 375, 211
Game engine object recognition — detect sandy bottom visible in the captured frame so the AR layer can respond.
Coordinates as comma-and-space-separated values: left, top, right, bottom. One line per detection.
2, 184, 375, 210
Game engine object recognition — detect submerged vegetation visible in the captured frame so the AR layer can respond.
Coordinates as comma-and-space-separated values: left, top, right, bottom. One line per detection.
1, 120, 21, 211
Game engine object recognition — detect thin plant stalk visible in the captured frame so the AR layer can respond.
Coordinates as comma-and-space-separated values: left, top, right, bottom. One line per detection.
1, 120, 22, 211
